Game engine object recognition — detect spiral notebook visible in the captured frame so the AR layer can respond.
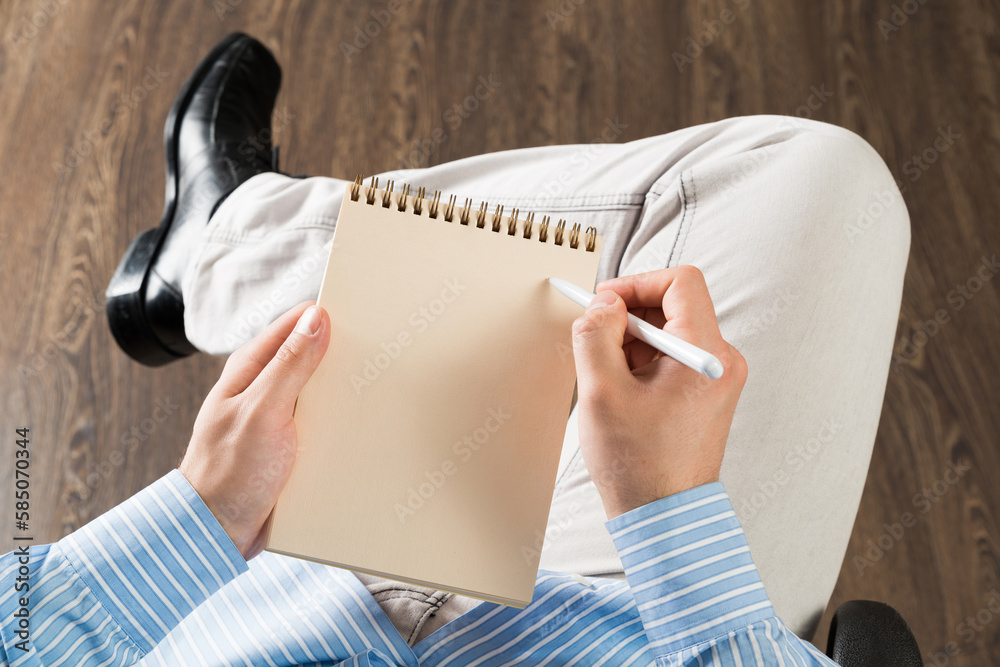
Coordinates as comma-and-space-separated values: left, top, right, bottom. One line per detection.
263, 177, 603, 608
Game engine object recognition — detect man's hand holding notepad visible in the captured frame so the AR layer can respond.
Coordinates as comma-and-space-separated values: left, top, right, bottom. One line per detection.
264, 179, 603, 608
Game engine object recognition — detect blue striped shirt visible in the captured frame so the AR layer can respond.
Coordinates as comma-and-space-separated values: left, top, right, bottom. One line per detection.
1, 471, 836, 665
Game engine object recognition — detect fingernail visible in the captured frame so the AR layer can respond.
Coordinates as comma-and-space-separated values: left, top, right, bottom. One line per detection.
587, 291, 619, 311
294, 306, 322, 335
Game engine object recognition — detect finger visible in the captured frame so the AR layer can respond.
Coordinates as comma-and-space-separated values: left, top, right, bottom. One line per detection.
216, 301, 316, 397
246, 304, 331, 415
571, 290, 631, 398
620, 305, 665, 348
597, 266, 721, 346
632, 306, 666, 330
623, 336, 660, 369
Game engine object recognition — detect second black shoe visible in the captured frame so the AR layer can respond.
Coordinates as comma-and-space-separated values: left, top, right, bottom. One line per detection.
106, 32, 282, 366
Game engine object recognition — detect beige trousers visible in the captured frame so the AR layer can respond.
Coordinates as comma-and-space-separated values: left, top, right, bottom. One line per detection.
182, 115, 910, 641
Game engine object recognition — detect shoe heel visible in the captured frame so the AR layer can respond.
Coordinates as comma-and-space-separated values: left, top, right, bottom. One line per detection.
105, 227, 192, 367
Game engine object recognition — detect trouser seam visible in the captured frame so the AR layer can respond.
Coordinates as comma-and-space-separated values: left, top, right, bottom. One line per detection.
420, 192, 646, 210
206, 221, 339, 245
667, 171, 694, 268
553, 448, 583, 496
406, 591, 450, 645
371, 588, 440, 600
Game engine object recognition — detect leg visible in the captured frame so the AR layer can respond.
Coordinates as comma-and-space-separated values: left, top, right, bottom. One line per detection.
184, 121, 791, 352
181, 115, 910, 639
536, 116, 910, 640
182, 132, 695, 353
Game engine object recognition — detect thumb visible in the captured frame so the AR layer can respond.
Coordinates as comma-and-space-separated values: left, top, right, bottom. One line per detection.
248, 304, 331, 414
571, 290, 630, 396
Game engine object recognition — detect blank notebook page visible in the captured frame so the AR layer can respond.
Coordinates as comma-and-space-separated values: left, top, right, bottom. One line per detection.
266, 182, 602, 608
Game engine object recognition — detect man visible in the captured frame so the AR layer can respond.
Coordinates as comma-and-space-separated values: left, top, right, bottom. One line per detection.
1, 33, 909, 664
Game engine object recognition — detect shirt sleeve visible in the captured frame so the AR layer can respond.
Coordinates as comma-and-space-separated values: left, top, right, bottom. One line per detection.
0, 469, 248, 666
605, 482, 839, 665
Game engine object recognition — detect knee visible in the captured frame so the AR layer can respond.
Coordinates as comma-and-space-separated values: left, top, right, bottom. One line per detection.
774, 118, 911, 256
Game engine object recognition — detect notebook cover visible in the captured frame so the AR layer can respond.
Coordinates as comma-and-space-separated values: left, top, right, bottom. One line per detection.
265, 183, 602, 608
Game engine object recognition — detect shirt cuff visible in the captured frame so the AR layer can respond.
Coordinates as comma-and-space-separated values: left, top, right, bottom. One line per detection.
605, 482, 775, 654
57, 469, 248, 654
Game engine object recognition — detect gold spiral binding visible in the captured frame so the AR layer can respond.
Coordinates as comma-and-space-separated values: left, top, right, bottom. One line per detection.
475, 201, 487, 228
351, 180, 598, 252
413, 187, 425, 215
507, 208, 519, 235
396, 183, 410, 211
491, 205, 504, 232
443, 194, 456, 221
554, 219, 566, 245
429, 190, 441, 218
569, 222, 581, 249
523, 212, 534, 239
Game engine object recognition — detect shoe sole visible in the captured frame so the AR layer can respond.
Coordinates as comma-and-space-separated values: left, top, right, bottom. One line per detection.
105, 32, 252, 366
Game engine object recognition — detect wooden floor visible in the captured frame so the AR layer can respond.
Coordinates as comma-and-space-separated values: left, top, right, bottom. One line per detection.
1, 0, 998, 660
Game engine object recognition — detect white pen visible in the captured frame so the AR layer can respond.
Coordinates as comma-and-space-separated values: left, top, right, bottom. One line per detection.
548, 277, 725, 380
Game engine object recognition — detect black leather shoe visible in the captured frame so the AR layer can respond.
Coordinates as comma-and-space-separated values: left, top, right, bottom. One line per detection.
105, 32, 282, 366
